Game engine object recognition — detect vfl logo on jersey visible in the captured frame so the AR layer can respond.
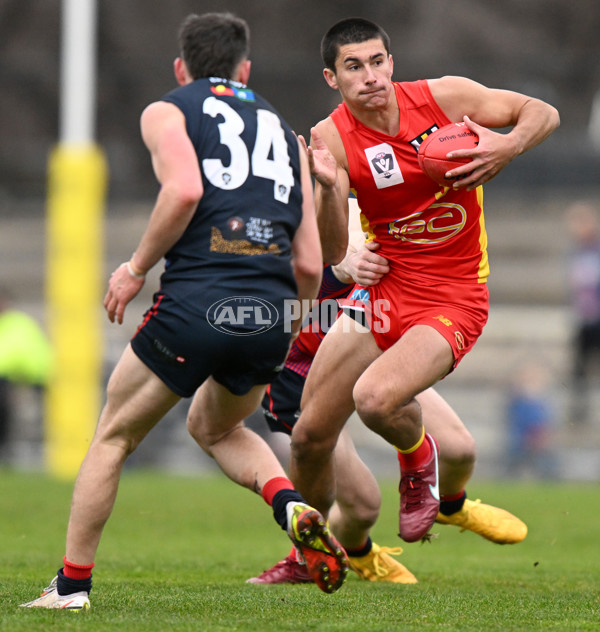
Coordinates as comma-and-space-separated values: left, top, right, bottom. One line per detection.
364, 143, 404, 189
409, 125, 440, 153
388, 202, 467, 244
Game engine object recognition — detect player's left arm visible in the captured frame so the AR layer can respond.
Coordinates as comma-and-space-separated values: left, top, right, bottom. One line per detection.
288, 138, 323, 338
430, 75, 560, 190
332, 198, 390, 286
302, 118, 351, 264
104, 101, 203, 324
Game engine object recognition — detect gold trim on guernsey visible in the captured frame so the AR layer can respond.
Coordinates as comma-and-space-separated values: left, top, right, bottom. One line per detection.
476, 186, 489, 283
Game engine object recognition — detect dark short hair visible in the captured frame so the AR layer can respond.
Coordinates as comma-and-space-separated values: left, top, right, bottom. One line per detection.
321, 17, 390, 72
178, 12, 250, 80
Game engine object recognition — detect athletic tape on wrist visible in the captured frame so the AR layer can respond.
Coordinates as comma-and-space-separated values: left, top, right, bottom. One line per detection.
126, 261, 146, 279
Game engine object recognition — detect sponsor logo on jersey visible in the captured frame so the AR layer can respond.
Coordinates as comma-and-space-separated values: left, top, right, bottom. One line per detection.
388, 202, 467, 244
433, 314, 453, 327
454, 331, 465, 351
246, 217, 274, 244
409, 125, 440, 153
228, 216, 245, 232
207, 296, 279, 336
152, 338, 187, 366
364, 143, 404, 189
349, 288, 370, 302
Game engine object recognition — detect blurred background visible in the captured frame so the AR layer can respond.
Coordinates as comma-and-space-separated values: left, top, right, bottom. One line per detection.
1, 0, 599, 481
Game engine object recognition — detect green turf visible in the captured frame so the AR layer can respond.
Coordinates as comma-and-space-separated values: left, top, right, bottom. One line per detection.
1, 469, 598, 631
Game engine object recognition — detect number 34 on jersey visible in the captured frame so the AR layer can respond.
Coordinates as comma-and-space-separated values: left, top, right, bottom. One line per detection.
202, 96, 295, 204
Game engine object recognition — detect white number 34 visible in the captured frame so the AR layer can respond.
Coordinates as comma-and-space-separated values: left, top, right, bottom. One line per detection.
202, 96, 294, 204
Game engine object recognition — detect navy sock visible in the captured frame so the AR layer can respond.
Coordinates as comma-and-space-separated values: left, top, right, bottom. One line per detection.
439, 491, 467, 516
346, 537, 372, 558
56, 568, 92, 596
272, 488, 306, 530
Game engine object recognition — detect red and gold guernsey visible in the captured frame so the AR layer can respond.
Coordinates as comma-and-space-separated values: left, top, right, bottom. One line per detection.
331, 80, 490, 361
331, 79, 489, 286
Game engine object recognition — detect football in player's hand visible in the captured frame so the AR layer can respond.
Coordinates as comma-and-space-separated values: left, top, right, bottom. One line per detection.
418, 122, 479, 187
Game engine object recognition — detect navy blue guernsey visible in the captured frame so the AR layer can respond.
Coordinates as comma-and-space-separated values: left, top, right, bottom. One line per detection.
159, 77, 303, 326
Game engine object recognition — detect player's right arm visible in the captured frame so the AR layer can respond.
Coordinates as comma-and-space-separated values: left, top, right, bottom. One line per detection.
305, 118, 351, 265
133, 101, 203, 273
104, 101, 203, 324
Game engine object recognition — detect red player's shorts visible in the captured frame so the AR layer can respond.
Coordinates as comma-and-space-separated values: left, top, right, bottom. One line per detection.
338, 275, 489, 370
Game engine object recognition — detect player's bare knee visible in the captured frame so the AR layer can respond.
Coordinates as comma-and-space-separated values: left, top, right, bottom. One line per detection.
186, 411, 212, 450
92, 420, 141, 459
353, 509, 379, 532
290, 423, 336, 462
461, 431, 476, 463
187, 412, 243, 455
338, 495, 379, 528
441, 433, 476, 469
353, 381, 400, 433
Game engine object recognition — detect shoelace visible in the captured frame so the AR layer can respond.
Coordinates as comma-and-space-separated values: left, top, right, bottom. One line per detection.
40, 577, 58, 596
372, 546, 405, 577
400, 471, 428, 511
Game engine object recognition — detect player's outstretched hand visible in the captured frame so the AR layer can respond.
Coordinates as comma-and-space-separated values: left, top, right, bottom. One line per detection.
305, 127, 339, 189
104, 263, 145, 324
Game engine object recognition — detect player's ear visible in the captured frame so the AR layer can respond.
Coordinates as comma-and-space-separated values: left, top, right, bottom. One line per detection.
389, 54, 394, 76
323, 68, 338, 90
173, 57, 189, 86
237, 59, 251, 85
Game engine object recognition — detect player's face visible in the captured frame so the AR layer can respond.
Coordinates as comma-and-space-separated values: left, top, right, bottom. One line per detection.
325, 38, 394, 110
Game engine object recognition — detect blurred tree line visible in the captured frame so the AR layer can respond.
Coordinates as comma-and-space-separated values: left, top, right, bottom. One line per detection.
1, 0, 599, 200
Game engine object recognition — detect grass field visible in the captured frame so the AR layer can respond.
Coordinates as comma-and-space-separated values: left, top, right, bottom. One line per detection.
1, 469, 598, 631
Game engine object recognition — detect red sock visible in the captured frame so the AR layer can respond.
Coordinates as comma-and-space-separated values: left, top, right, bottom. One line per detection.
397, 432, 432, 470
262, 476, 294, 506
62, 556, 94, 580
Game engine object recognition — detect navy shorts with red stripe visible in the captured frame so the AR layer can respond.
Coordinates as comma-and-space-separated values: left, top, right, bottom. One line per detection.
261, 366, 306, 435
131, 292, 291, 398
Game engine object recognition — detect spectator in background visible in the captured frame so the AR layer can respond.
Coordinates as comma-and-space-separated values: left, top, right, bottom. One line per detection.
505, 360, 559, 479
0, 288, 53, 455
565, 201, 600, 425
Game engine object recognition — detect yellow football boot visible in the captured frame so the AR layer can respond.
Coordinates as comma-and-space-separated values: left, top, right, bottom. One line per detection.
436, 498, 527, 544
348, 542, 418, 583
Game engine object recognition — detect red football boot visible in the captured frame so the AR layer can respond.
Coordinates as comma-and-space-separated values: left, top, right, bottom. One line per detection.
287, 503, 348, 594
246, 551, 312, 585
398, 433, 440, 542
